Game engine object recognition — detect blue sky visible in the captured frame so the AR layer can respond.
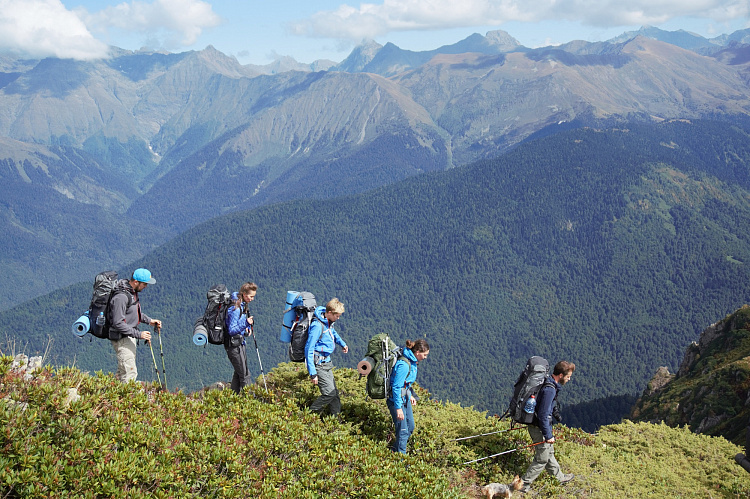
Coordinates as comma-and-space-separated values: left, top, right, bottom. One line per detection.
1, 0, 748, 64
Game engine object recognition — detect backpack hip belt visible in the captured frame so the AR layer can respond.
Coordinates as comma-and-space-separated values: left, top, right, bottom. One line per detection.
314, 352, 331, 365
400, 384, 411, 400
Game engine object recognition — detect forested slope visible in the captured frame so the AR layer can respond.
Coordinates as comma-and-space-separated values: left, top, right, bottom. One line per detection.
4, 120, 750, 426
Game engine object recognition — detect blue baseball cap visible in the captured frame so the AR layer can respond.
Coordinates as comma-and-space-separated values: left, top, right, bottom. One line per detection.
132, 268, 156, 284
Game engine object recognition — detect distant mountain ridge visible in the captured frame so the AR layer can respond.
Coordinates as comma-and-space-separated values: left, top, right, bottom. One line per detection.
2, 27, 750, 309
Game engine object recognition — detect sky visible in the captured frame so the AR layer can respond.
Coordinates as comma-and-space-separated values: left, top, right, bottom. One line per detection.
0, 0, 748, 65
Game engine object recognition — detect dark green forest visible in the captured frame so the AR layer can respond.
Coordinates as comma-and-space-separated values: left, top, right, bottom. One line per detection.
4, 120, 750, 430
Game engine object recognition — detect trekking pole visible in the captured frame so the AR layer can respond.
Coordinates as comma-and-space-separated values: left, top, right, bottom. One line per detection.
156, 325, 168, 392
148, 338, 163, 387
462, 440, 547, 465
454, 426, 527, 441
249, 324, 269, 394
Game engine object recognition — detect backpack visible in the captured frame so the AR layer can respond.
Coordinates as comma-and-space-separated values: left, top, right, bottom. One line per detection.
363, 334, 410, 400
286, 292, 317, 362
507, 356, 555, 424
193, 284, 233, 346
88, 271, 122, 339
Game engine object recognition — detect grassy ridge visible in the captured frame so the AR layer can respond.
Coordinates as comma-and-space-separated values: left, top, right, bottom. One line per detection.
1, 356, 748, 498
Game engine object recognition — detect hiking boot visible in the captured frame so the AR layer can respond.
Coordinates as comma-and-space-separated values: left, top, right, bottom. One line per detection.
518, 482, 531, 494
559, 473, 574, 484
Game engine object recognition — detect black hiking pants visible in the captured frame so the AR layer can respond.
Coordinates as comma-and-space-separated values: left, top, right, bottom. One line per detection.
225, 340, 251, 394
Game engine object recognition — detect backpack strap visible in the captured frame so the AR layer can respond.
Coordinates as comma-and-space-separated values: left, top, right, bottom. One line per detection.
401, 356, 413, 383
311, 315, 336, 350
535, 378, 559, 418
108, 287, 133, 309
389, 356, 413, 399
103, 287, 133, 339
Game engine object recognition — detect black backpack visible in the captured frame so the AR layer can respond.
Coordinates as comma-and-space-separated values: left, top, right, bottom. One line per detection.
507, 356, 553, 424
362, 333, 410, 400
90, 271, 130, 339
193, 284, 233, 346
287, 292, 317, 362
73, 271, 132, 339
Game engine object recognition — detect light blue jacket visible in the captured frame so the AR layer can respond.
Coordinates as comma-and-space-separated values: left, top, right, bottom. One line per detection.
388, 347, 418, 410
304, 306, 347, 377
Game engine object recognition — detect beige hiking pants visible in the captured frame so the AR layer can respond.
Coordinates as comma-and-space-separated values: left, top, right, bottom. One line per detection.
111, 336, 138, 383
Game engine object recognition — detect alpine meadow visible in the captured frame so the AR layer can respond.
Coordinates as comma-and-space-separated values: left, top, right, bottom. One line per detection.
4, 24, 750, 497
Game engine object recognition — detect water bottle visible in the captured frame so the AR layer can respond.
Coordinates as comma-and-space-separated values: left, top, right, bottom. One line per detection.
96, 311, 105, 326
524, 394, 536, 414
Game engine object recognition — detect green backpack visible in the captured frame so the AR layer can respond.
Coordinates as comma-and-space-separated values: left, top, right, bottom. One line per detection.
363, 334, 410, 399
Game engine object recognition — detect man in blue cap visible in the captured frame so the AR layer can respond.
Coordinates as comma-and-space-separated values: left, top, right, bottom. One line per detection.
107, 268, 163, 383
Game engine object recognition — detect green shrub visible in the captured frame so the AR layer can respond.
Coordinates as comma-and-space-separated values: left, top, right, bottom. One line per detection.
1, 360, 748, 498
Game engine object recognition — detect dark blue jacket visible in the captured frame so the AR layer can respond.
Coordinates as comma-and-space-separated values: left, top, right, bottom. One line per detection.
536, 376, 560, 440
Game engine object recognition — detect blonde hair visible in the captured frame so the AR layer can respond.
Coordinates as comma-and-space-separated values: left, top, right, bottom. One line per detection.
326, 297, 345, 314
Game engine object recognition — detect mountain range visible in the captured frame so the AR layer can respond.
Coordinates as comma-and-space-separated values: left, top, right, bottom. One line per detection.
2, 27, 750, 309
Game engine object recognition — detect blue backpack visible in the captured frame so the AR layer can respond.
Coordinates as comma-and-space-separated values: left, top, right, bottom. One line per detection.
284, 292, 317, 362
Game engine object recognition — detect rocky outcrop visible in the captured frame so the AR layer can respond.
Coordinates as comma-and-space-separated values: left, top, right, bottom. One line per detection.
3, 354, 81, 410
630, 305, 750, 444
642, 366, 675, 396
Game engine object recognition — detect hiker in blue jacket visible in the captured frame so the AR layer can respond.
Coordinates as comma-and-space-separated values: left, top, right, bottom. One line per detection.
520, 360, 576, 493
387, 338, 430, 454
305, 298, 348, 419
224, 282, 258, 394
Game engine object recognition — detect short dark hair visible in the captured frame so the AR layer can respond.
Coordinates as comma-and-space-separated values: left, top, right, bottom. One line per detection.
553, 361, 575, 376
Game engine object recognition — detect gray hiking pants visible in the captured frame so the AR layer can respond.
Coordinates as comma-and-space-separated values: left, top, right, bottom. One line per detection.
111, 336, 138, 383
522, 425, 565, 484
310, 362, 341, 415
225, 341, 251, 394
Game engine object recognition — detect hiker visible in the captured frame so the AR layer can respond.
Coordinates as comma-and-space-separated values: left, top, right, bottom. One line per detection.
224, 282, 258, 394
107, 268, 162, 383
387, 338, 430, 454
520, 360, 576, 493
305, 298, 348, 419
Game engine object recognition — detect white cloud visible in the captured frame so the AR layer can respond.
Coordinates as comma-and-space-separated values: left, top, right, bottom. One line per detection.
291, 0, 750, 40
0, 0, 108, 60
0, 0, 221, 60
82, 0, 222, 50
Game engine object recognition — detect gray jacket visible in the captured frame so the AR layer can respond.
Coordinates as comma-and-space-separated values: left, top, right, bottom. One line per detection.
107, 279, 152, 340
